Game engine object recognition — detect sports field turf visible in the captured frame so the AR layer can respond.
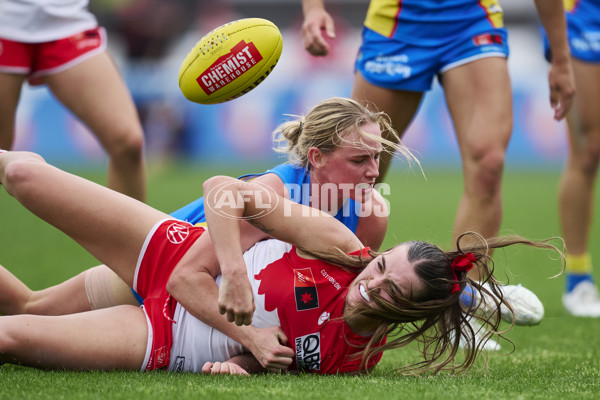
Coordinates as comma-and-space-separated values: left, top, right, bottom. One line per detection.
0, 165, 599, 399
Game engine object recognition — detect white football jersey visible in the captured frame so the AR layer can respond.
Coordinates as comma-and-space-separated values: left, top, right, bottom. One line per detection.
0, 0, 97, 42
167, 239, 289, 372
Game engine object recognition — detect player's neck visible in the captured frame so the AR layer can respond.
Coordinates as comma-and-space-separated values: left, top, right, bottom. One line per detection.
343, 307, 379, 337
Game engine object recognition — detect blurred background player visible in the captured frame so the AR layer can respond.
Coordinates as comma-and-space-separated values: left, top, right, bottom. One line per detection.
301, 0, 575, 337
0, 0, 146, 201
543, 0, 600, 317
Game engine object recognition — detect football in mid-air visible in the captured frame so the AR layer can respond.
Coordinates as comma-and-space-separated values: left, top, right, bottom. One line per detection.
178, 18, 283, 104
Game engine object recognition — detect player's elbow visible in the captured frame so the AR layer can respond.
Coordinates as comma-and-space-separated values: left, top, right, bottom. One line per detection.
202, 175, 242, 200
166, 266, 185, 297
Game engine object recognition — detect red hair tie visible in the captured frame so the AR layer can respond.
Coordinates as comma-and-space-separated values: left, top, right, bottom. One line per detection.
450, 252, 476, 294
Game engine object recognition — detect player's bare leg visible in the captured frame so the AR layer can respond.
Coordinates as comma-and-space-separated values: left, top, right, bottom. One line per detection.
351, 72, 423, 183
442, 57, 512, 274
0, 262, 138, 316
46, 51, 147, 201
0, 72, 27, 150
442, 57, 542, 343
558, 59, 600, 317
0, 151, 164, 286
0, 305, 147, 370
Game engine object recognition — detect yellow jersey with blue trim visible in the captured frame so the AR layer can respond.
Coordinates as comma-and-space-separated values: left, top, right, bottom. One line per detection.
364, 0, 504, 45
564, 0, 599, 22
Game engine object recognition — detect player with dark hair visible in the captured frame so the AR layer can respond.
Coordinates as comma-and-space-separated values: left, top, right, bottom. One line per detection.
0, 150, 563, 374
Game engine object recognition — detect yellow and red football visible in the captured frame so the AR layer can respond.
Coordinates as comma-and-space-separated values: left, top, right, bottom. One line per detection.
178, 18, 283, 104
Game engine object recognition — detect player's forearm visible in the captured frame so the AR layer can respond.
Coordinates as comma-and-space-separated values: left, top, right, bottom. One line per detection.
533, 0, 570, 63
203, 176, 247, 275
167, 271, 255, 346
302, 0, 327, 16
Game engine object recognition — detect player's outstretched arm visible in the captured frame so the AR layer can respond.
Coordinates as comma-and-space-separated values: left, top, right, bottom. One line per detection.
203, 175, 362, 259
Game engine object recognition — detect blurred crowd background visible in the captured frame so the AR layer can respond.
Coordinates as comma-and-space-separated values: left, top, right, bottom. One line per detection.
12, 0, 567, 170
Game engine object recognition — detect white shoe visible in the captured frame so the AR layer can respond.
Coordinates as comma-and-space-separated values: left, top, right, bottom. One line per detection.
562, 281, 600, 317
458, 315, 501, 351
478, 283, 544, 326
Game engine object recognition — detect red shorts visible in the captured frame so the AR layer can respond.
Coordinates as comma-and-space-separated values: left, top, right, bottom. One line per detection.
135, 219, 205, 371
0, 26, 106, 85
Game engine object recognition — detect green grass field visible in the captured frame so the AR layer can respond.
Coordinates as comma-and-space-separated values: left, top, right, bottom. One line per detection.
1, 165, 599, 399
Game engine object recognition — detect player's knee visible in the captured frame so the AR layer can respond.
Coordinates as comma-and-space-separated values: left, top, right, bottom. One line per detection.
165, 267, 184, 296
469, 143, 505, 170
467, 146, 505, 195
0, 318, 23, 353
3, 153, 47, 194
21, 300, 45, 315
578, 137, 600, 176
105, 126, 145, 163
23, 296, 60, 316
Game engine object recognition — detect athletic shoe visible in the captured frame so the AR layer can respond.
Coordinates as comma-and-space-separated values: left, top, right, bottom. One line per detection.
458, 315, 501, 351
562, 281, 600, 317
477, 283, 544, 326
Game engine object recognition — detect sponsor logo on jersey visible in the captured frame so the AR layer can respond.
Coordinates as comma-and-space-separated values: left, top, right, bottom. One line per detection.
364, 54, 412, 78
295, 333, 321, 371
321, 268, 341, 291
472, 33, 503, 46
72, 29, 101, 51
294, 268, 319, 311
173, 356, 185, 372
197, 40, 264, 95
166, 222, 190, 244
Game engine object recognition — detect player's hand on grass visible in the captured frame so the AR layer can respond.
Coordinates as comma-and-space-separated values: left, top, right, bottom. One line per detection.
302, 5, 335, 56
246, 326, 294, 372
202, 361, 249, 376
218, 272, 255, 326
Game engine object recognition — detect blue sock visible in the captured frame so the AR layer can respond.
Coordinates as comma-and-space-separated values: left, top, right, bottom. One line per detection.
460, 285, 478, 309
565, 273, 594, 293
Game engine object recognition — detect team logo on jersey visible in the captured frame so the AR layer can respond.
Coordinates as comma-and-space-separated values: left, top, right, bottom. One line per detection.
318, 311, 330, 325
472, 33, 503, 46
166, 222, 190, 244
295, 333, 321, 371
294, 268, 319, 311
148, 346, 169, 370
